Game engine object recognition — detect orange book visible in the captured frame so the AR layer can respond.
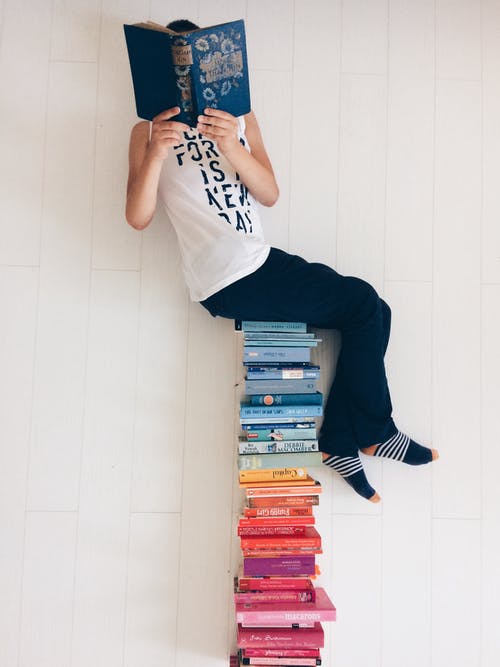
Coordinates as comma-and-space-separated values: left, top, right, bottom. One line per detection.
244, 479, 321, 494
239, 467, 308, 484
247, 495, 320, 508
243, 506, 314, 518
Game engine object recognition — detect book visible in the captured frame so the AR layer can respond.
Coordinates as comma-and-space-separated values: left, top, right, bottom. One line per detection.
234, 589, 316, 605
236, 623, 324, 649
123, 19, 250, 123
238, 525, 310, 537
240, 416, 319, 425
235, 588, 335, 625
241, 649, 321, 658
241, 476, 318, 489
236, 321, 308, 333
244, 347, 311, 364
242, 549, 323, 558
245, 481, 321, 496
243, 555, 316, 576
238, 452, 323, 471
239, 440, 319, 454
247, 496, 319, 508
242, 423, 316, 433
238, 570, 315, 592
244, 340, 320, 348
245, 380, 318, 395
250, 393, 323, 406
246, 366, 320, 380
244, 332, 316, 341
239, 655, 320, 666
243, 507, 314, 518
240, 527, 321, 550
239, 516, 315, 528
239, 468, 308, 484
240, 405, 323, 419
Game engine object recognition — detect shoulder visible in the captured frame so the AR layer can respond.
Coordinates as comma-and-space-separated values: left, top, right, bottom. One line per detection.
130, 120, 150, 141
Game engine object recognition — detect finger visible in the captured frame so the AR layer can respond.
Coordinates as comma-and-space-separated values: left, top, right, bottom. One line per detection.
154, 129, 182, 143
197, 124, 228, 137
152, 107, 182, 123
204, 107, 235, 121
198, 114, 235, 130
160, 120, 190, 132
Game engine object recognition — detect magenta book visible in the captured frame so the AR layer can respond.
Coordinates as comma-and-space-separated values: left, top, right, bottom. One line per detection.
234, 590, 315, 604
242, 648, 321, 658
241, 657, 320, 666
237, 622, 324, 649
243, 555, 315, 576
236, 587, 336, 624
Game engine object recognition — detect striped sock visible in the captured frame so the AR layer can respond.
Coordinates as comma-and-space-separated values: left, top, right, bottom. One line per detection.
362, 430, 435, 465
322, 455, 378, 501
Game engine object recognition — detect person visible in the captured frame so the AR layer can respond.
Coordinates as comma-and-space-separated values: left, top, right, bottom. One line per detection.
125, 19, 439, 502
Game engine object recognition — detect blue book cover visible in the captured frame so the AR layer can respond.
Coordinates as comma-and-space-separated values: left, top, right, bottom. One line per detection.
245, 379, 318, 395
124, 19, 250, 123
235, 320, 307, 333
245, 366, 321, 380
244, 332, 316, 340
243, 347, 311, 364
249, 392, 323, 406
243, 339, 319, 347
241, 421, 316, 432
244, 427, 317, 442
240, 404, 323, 418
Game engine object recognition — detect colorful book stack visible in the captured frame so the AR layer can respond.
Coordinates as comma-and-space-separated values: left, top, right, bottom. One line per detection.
231, 320, 336, 667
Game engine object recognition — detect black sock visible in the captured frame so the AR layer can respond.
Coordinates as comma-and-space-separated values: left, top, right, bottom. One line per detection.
322, 455, 377, 500
365, 431, 433, 465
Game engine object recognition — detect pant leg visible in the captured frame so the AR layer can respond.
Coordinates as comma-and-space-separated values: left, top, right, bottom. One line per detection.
200, 248, 397, 456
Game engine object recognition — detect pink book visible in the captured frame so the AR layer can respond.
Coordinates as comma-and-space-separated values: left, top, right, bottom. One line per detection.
241, 622, 315, 628
236, 588, 336, 624
241, 658, 320, 666
234, 590, 315, 604
242, 649, 320, 658
237, 623, 324, 649
243, 555, 315, 576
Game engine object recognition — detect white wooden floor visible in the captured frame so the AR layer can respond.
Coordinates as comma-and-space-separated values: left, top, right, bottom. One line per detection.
1, 1, 499, 666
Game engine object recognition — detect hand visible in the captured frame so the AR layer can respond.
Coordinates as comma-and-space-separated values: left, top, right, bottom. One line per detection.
197, 108, 240, 155
147, 107, 190, 161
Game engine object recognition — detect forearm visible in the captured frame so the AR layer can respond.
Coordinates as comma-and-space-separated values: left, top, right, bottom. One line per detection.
126, 153, 164, 229
221, 142, 279, 207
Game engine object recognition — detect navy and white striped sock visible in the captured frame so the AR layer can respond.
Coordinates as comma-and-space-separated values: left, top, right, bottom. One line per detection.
363, 430, 435, 465
322, 455, 378, 501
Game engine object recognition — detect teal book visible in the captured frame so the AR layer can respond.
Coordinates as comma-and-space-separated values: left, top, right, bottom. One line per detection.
238, 451, 323, 470
244, 332, 316, 340
236, 320, 307, 333
243, 339, 320, 347
240, 404, 323, 418
244, 426, 317, 441
245, 379, 318, 395
250, 392, 323, 406
244, 347, 311, 364
124, 19, 250, 123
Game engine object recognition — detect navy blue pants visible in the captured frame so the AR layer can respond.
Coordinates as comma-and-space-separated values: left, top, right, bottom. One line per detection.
201, 247, 397, 457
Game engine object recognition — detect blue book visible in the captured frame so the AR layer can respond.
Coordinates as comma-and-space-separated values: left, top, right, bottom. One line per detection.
250, 392, 323, 406
124, 19, 250, 123
246, 366, 321, 380
243, 340, 319, 347
244, 427, 317, 442
235, 320, 307, 333
240, 404, 323, 418
244, 347, 311, 364
241, 422, 316, 432
245, 379, 318, 395
244, 332, 316, 340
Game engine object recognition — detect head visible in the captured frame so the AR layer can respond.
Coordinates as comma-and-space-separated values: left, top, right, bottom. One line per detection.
166, 19, 200, 33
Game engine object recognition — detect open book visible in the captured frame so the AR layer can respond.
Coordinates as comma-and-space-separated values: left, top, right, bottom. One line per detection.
123, 19, 251, 124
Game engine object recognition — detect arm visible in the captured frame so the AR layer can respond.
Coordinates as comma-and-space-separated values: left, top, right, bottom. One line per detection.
196, 108, 279, 207
126, 107, 190, 230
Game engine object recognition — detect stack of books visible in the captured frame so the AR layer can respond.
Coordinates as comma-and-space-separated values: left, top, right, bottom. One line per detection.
231, 320, 336, 667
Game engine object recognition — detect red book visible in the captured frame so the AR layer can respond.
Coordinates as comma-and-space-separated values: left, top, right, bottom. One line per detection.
238, 525, 308, 537
248, 495, 320, 508
246, 482, 322, 497
240, 526, 321, 550
238, 572, 314, 592
242, 549, 323, 558
237, 623, 324, 649
244, 506, 314, 517
241, 658, 320, 666
239, 516, 315, 528
236, 587, 336, 625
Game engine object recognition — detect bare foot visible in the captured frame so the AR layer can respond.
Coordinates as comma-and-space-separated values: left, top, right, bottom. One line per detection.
360, 445, 378, 456
369, 492, 381, 503
432, 449, 439, 461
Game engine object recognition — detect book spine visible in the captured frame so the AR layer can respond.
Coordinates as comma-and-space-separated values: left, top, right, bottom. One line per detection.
246, 367, 320, 380
234, 590, 315, 604
243, 556, 316, 576
242, 649, 320, 658
238, 578, 314, 592
244, 347, 311, 364
240, 476, 316, 489
239, 516, 315, 527
241, 549, 323, 558
242, 422, 316, 432
238, 452, 323, 470
239, 440, 319, 454
245, 380, 317, 395
243, 340, 319, 348
236, 623, 324, 649
238, 526, 308, 536
250, 393, 323, 406
237, 321, 307, 333
241, 657, 320, 665
240, 405, 323, 419
239, 468, 308, 484
243, 506, 314, 517
244, 332, 315, 340
245, 484, 320, 497
237, 610, 334, 625
170, 40, 195, 123
247, 496, 320, 508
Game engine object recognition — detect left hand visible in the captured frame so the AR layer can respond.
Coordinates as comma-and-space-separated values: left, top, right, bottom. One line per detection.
197, 108, 240, 155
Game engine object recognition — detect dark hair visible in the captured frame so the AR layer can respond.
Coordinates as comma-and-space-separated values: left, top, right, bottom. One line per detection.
166, 19, 200, 33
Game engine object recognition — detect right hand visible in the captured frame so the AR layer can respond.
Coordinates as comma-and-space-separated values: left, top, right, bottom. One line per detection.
147, 107, 190, 161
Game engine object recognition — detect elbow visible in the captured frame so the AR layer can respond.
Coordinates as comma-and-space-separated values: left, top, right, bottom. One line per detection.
125, 204, 152, 231
260, 185, 280, 208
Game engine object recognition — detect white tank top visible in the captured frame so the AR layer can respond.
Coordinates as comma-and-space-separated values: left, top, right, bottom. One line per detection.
153, 116, 270, 302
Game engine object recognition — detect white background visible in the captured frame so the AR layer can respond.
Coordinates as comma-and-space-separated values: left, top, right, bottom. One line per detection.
1, 1, 499, 666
